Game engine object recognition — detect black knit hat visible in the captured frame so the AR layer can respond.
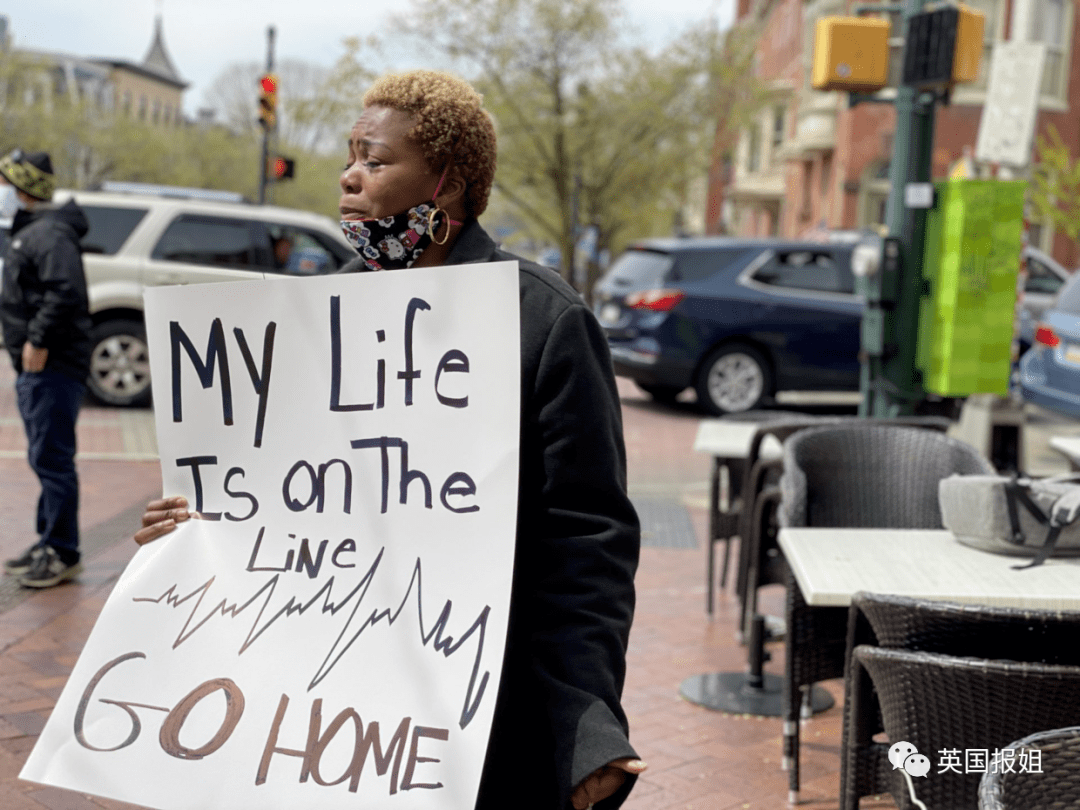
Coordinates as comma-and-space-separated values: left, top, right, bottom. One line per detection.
0, 149, 55, 201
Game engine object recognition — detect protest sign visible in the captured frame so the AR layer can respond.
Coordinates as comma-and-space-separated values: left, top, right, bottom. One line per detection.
21, 261, 521, 809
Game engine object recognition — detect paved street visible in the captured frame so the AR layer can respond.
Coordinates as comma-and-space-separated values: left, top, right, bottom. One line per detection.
0, 358, 1077, 809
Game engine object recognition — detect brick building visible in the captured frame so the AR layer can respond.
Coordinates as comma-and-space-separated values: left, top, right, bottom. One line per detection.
0, 14, 187, 127
715, 0, 1080, 269
95, 16, 188, 127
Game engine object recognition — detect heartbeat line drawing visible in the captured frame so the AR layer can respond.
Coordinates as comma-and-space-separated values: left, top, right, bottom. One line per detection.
131, 533, 492, 729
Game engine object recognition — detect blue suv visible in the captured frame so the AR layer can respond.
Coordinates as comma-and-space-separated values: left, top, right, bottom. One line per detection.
592, 238, 864, 414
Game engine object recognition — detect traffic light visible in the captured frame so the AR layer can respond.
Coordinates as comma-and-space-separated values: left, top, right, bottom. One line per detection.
811, 16, 891, 92
902, 4, 985, 88
951, 4, 985, 84
270, 155, 295, 181
258, 73, 277, 130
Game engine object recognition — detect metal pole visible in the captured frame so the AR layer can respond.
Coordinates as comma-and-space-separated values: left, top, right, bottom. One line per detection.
258, 26, 275, 206
861, 0, 934, 417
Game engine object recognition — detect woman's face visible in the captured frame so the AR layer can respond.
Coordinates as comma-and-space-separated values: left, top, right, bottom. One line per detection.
339, 106, 439, 222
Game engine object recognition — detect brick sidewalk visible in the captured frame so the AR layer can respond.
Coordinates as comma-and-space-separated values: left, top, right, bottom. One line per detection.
0, 366, 876, 810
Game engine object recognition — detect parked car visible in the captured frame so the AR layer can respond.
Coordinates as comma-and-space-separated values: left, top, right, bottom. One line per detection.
1019, 269, 1080, 419
592, 237, 864, 414
1018, 245, 1072, 353
52, 187, 357, 407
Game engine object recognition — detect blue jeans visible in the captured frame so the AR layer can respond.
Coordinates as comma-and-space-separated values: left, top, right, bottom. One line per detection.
16, 370, 85, 564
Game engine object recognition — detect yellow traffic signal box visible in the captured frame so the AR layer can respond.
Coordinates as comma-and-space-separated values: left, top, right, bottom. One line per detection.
812, 17, 891, 92
952, 4, 985, 84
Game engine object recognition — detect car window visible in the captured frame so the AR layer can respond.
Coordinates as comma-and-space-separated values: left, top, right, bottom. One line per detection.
79, 205, 148, 255
672, 248, 752, 282
151, 215, 262, 269
1026, 256, 1066, 295
1054, 274, 1080, 315
264, 222, 354, 275
751, 249, 854, 294
604, 249, 675, 288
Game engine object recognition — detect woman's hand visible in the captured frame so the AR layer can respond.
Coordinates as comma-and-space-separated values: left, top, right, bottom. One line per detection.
22, 343, 47, 372
570, 758, 647, 809
134, 496, 199, 546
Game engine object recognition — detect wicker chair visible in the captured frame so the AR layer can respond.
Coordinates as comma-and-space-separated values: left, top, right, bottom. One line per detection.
841, 593, 1080, 810
734, 415, 952, 638
979, 726, 1080, 809
776, 424, 994, 800
855, 647, 1080, 810
705, 409, 805, 614
733, 415, 830, 634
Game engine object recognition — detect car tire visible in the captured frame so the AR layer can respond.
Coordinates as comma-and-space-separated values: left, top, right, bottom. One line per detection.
695, 344, 771, 416
636, 383, 684, 404
87, 320, 153, 407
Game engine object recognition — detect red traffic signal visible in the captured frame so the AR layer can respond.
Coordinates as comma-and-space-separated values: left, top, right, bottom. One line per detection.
258, 73, 278, 130
270, 156, 295, 180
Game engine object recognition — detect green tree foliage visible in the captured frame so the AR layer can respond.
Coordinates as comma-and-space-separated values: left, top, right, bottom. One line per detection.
1029, 123, 1080, 242
400, 0, 769, 293
1, 2, 769, 266
0, 42, 352, 217
288, 37, 380, 156
205, 38, 379, 156
0, 46, 261, 197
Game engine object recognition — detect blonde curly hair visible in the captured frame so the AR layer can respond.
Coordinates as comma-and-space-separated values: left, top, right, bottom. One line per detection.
363, 70, 497, 219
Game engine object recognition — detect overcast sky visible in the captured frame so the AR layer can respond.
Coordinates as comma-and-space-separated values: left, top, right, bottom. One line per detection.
4, 0, 734, 116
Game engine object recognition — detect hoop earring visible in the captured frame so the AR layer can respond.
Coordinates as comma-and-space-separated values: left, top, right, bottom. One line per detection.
427, 206, 452, 246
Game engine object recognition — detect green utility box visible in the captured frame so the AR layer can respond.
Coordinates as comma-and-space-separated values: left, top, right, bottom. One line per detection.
917, 179, 1025, 396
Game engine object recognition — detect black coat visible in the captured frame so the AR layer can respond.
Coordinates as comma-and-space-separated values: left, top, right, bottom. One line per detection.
342, 220, 641, 809
1, 199, 92, 382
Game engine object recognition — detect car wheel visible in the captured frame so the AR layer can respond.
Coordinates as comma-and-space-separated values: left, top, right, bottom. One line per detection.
636, 382, 683, 404
695, 344, 771, 415
87, 320, 152, 407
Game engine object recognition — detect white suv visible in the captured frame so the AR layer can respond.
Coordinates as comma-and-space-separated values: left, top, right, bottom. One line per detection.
52, 186, 357, 407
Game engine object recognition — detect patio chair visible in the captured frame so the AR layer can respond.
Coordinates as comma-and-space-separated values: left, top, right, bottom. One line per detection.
776, 424, 994, 800
732, 415, 829, 632
705, 409, 805, 614
841, 593, 1080, 810
855, 646, 1080, 810
736, 415, 952, 638
978, 726, 1080, 809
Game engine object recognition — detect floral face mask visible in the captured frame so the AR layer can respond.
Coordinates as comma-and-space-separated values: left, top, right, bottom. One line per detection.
340, 167, 461, 271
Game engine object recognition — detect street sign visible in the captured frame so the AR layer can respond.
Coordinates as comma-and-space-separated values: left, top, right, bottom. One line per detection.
975, 41, 1046, 167
904, 182, 935, 209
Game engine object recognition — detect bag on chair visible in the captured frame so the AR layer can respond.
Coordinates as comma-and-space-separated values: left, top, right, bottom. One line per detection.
938, 474, 1080, 569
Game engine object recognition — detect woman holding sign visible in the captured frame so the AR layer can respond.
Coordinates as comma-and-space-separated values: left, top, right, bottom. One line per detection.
136, 70, 644, 810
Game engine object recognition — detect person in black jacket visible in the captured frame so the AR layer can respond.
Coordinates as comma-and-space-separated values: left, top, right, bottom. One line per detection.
0, 149, 92, 588
134, 71, 645, 809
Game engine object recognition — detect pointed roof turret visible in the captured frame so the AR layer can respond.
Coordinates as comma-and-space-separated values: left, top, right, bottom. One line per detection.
141, 15, 185, 86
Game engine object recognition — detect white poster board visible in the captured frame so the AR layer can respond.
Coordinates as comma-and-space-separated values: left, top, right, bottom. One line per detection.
975, 40, 1047, 167
21, 262, 521, 810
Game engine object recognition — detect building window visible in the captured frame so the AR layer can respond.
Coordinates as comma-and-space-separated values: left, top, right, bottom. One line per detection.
964, 0, 1004, 90
1031, 0, 1071, 101
860, 160, 891, 232
138, 95, 147, 120
748, 123, 762, 174
122, 90, 132, 114
1026, 219, 1055, 253
771, 105, 786, 149
801, 160, 814, 221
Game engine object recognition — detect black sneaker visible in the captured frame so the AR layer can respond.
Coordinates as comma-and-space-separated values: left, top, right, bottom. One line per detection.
19, 546, 82, 589
3, 544, 43, 576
